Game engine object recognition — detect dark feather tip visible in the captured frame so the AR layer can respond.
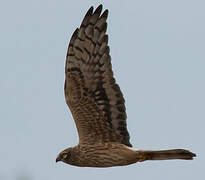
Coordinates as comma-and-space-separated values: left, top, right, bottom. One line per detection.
86, 6, 94, 16
100, 9, 108, 19
72, 28, 79, 37
94, 4, 103, 15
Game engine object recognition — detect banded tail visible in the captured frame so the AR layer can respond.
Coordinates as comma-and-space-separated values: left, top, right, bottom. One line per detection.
139, 149, 196, 161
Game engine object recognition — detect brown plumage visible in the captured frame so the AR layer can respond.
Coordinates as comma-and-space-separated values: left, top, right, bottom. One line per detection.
56, 4, 196, 167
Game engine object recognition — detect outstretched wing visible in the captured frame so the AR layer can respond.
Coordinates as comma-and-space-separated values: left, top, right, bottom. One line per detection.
64, 5, 132, 147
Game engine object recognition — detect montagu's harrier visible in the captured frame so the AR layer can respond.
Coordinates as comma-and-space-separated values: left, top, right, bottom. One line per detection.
56, 4, 196, 167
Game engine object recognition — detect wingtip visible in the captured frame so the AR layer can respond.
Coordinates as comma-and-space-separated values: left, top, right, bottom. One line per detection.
87, 6, 94, 16
97, 4, 103, 10
71, 28, 79, 39
100, 9, 109, 19
93, 4, 103, 16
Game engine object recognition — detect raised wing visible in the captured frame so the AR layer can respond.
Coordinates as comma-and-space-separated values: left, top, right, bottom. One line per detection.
64, 5, 132, 147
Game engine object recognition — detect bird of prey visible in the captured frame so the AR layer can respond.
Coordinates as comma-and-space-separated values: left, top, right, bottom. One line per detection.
56, 4, 196, 167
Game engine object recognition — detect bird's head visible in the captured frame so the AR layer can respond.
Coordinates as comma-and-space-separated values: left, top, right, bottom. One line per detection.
56, 148, 72, 163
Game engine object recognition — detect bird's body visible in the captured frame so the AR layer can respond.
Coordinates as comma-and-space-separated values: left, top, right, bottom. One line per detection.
59, 143, 139, 167
56, 4, 196, 167
57, 143, 195, 167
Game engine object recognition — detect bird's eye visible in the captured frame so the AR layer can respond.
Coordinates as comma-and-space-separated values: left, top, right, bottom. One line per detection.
63, 154, 68, 159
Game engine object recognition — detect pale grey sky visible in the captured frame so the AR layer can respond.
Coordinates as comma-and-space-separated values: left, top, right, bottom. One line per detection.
0, 0, 204, 179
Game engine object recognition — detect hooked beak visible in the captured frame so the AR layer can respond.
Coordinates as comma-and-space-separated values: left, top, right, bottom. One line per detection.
56, 156, 61, 163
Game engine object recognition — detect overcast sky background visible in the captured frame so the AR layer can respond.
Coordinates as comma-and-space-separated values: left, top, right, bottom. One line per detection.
0, 0, 204, 179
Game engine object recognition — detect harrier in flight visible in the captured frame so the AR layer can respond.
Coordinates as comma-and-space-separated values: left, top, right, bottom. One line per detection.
56, 5, 196, 167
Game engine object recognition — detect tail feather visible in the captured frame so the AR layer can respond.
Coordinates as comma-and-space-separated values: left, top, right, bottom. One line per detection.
140, 149, 196, 161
